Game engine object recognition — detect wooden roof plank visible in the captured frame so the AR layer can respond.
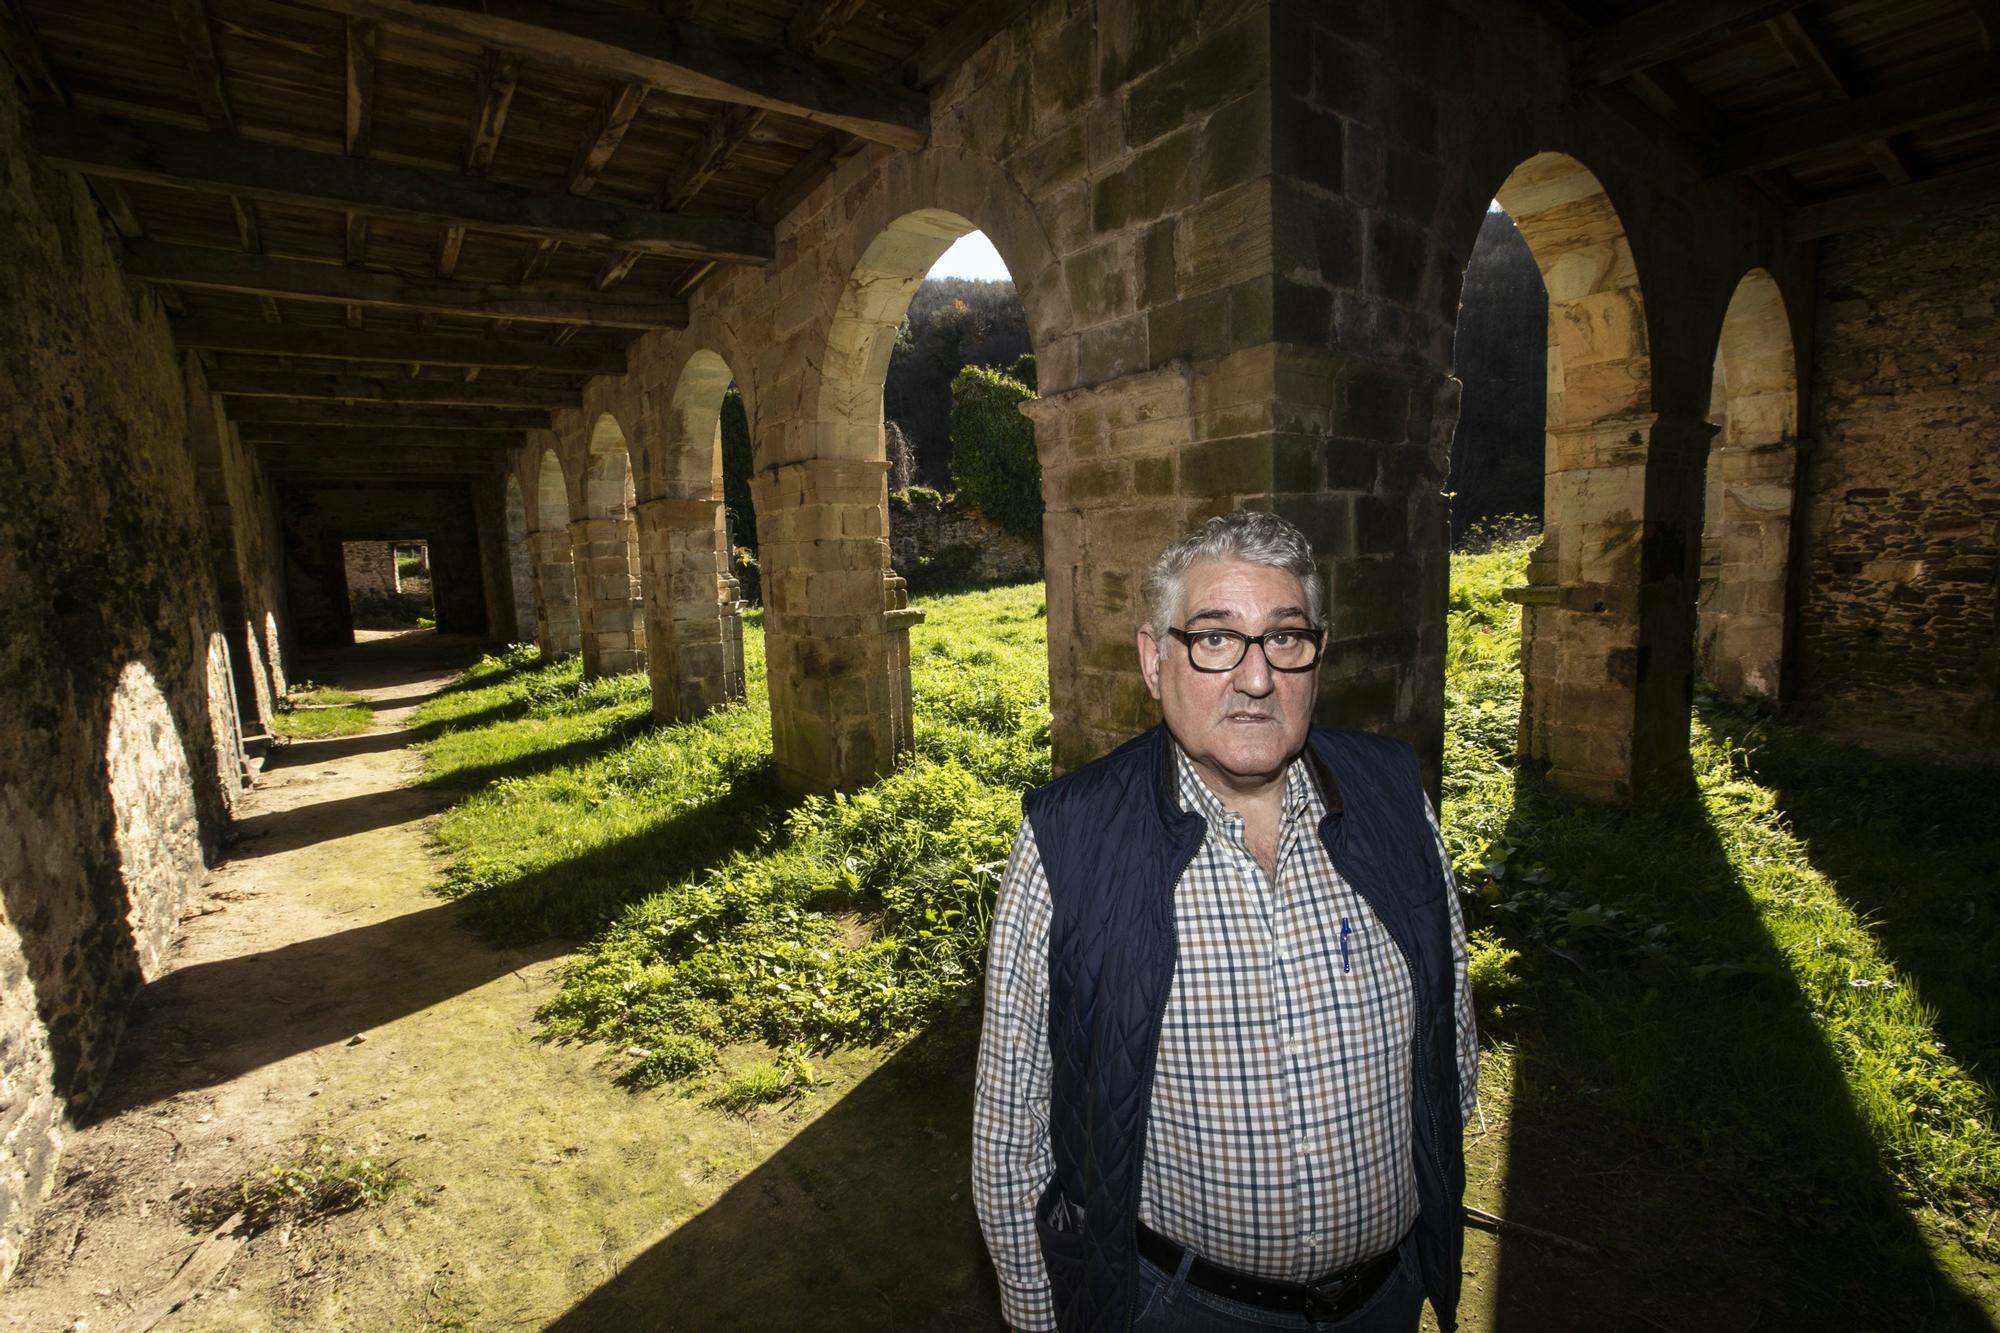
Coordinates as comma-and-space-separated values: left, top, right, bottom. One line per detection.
287, 0, 927, 150
1576, 0, 1806, 86
241, 423, 523, 448
208, 368, 579, 407
1790, 156, 2000, 237
1710, 60, 2000, 174
1765, 12, 1915, 184
123, 241, 689, 329
172, 316, 626, 371
33, 109, 777, 264
229, 398, 547, 429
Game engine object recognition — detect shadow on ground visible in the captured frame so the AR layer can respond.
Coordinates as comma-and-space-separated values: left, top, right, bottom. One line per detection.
547, 1026, 1001, 1333
1705, 709, 2000, 1111
1484, 767, 1993, 1331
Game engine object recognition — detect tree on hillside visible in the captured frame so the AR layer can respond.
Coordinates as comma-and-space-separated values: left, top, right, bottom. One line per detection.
886, 278, 1031, 485
950, 365, 1041, 547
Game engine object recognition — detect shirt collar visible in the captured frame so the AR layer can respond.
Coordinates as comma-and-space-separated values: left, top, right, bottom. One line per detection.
1170, 742, 1322, 827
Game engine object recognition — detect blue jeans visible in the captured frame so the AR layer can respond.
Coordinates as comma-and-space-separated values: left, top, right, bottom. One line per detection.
1131, 1237, 1424, 1332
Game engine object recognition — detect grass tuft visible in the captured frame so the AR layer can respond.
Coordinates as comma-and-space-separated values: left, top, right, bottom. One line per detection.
185, 1138, 404, 1235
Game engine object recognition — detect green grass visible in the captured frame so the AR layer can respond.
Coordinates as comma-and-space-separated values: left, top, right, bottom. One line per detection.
272, 682, 373, 740
186, 1138, 404, 1236
412, 567, 1998, 1314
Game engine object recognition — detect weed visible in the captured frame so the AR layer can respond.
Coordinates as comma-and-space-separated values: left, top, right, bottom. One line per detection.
185, 1138, 404, 1235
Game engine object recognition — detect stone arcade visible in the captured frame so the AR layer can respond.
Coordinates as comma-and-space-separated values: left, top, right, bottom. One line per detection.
3, 0, 1997, 1286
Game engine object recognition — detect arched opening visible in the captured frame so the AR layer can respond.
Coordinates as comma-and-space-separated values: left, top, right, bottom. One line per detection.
532, 447, 581, 659
1699, 269, 1799, 704
764, 208, 1049, 794
573, 415, 646, 680
502, 474, 537, 646
1474, 152, 1655, 800
638, 349, 748, 723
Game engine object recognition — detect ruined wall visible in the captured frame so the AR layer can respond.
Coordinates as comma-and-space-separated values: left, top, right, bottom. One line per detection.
1799, 201, 2000, 741
342, 541, 399, 598
279, 484, 489, 648
888, 490, 1043, 590
0, 79, 233, 1282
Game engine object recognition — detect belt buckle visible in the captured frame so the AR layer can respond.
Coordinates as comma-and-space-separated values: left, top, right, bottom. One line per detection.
1298, 1271, 1356, 1325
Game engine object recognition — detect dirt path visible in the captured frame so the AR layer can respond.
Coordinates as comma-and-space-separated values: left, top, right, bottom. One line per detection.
0, 631, 988, 1332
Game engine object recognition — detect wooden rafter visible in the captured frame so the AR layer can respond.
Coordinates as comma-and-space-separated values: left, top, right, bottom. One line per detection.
1790, 158, 2000, 238
344, 17, 378, 325
121, 243, 690, 329
511, 81, 649, 292
1575, 0, 1804, 86
287, 0, 928, 150
166, 0, 282, 321
240, 424, 524, 449
1765, 13, 1913, 184
595, 105, 764, 290
207, 370, 579, 408
33, 111, 777, 265
229, 399, 549, 430
172, 319, 626, 373
788, 0, 870, 59
438, 51, 519, 278
1710, 62, 2000, 176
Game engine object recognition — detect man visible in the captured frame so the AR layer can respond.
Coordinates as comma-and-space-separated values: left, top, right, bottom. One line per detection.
973, 511, 1477, 1332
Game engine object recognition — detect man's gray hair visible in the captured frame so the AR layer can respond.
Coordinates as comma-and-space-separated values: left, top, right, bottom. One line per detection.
1142, 510, 1325, 640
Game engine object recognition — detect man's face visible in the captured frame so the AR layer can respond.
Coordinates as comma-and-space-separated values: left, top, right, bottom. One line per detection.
1137, 557, 1320, 798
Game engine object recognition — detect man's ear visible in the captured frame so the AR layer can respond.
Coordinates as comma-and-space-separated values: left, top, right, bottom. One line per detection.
1137, 624, 1164, 700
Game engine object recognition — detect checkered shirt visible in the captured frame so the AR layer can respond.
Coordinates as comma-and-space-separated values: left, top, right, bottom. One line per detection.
971, 746, 1479, 1332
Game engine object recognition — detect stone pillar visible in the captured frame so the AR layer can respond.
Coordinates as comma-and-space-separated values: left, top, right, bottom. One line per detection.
885, 573, 924, 757
1699, 438, 1799, 702
636, 496, 746, 722
569, 515, 646, 678
528, 527, 581, 659
752, 457, 916, 794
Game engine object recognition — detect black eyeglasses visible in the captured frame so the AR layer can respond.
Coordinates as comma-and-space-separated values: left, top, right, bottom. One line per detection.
1166, 626, 1324, 673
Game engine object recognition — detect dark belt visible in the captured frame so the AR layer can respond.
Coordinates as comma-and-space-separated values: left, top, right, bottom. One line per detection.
1136, 1223, 1404, 1324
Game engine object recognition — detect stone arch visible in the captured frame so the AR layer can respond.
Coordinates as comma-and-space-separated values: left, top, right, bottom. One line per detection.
1699, 268, 1799, 703
634, 349, 748, 722
758, 178, 1062, 794
502, 473, 536, 645
570, 414, 645, 678
530, 445, 581, 659
1487, 151, 1659, 798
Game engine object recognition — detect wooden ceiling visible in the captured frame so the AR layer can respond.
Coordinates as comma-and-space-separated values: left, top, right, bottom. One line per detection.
2, 0, 1997, 485
0, 0, 1012, 483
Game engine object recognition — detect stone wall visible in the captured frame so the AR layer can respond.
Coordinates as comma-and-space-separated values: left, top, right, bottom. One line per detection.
1799, 201, 2000, 741
343, 541, 399, 598
279, 485, 490, 648
0, 78, 241, 1282
888, 490, 1044, 590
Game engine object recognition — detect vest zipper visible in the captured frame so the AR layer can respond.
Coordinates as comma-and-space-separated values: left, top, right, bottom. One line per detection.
1126, 849, 1194, 1332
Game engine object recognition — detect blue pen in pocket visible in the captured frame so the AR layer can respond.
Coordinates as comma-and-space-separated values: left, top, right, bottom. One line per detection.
1340, 918, 1351, 974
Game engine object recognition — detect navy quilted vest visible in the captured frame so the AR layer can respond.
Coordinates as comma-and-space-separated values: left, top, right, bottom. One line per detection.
1022, 724, 1465, 1332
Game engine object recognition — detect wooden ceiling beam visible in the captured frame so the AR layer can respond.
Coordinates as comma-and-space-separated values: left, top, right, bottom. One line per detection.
0, 0, 64, 105
594, 104, 764, 290
33, 110, 776, 265
242, 424, 523, 449
1710, 62, 2000, 175
122, 243, 689, 329
1789, 158, 2000, 239
788, 0, 870, 59
208, 369, 579, 408
172, 318, 625, 373
344, 17, 379, 314
288, 0, 927, 150
439, 50, 519, 279
229, 398, 547, 430
1765, 13, 1913, 185
1575, 0, 1804, 86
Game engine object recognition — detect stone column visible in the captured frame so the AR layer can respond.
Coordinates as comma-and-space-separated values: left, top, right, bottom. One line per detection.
528, 527, 581, 659
636, 496, 746, 723
1698, 438, 1800, 702
752, 456, 915, 794
885, 573, 924, 757
569, 515, 646, 678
